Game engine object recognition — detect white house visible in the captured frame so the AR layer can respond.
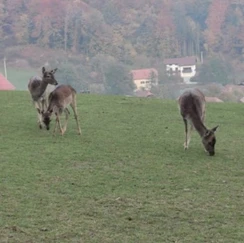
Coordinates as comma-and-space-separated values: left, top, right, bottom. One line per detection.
164, 56, 197, 84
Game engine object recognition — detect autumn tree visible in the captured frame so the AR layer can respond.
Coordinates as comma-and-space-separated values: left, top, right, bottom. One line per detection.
0, 1, 5, 49
222, 3, 244, 56
104, 63, 134, 95
204, 0, 229, 52
196, 56, 233, 85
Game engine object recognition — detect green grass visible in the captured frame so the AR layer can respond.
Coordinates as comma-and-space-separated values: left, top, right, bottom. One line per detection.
0, 67, 36, 90
0, 92, 244, 242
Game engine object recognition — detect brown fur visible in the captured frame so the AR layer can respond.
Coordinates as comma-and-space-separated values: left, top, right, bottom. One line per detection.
28, 67, 58, 129
41, 85, 81, 135
178, 88, 218, 156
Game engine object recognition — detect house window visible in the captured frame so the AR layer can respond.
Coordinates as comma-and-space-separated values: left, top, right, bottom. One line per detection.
141, 81, 145, 84
182, 67, 192, 73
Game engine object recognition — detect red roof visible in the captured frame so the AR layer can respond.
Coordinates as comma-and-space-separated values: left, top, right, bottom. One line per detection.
0, 73, 15, 90
164, 56, 197, 66
131, 68, 158, 80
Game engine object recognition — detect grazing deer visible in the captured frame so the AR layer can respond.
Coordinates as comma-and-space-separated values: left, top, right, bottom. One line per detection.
178, 88, 218, 156
40, 84, 81, 136
28, 67, 58, 129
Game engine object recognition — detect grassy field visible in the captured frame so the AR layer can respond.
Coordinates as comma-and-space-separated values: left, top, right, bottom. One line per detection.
0, 91, 243, 242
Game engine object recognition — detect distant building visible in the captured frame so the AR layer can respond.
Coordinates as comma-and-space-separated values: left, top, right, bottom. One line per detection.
131, 68, 158, 91
134, 90, 154, 98
0, 73, 15, 90
205, 97, 224, 103
164, 56, 197, 84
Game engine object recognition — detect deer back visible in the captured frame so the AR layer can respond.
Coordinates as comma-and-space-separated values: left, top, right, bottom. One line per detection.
179, 88, 205, 122
28, 76, 43, 101
48, 85, 76, 113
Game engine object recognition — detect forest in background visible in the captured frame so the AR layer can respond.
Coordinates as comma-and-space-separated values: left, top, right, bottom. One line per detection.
1, 0, 244, 95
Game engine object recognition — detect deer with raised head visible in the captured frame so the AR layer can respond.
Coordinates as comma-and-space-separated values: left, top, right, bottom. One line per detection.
178, 88, 218, 156
40, 84, 81, 136
28, 67, 58, 129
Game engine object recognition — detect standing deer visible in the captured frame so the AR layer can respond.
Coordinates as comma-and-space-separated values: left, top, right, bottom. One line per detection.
178, 88, 218, 156
28, 67, 58, 129
40, 84, 81, 136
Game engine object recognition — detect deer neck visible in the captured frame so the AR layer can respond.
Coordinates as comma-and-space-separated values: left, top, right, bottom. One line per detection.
191, 115, 207, 138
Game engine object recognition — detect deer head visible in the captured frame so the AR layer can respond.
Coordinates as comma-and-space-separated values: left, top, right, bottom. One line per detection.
42, 67, 58, 85
37, 109, 53, 130
202, 126, 219, 156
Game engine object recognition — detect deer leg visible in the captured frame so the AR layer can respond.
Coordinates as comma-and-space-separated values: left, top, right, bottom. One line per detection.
62, 108, 70, 134
183, 118, 188, 150
41, 98, 45, 111
37, 109, 42, 129
56, 113, 64, 135
65, 108, 70, 115
186, 123, 194, 149
35, 102, 43, 129
53, 113, 61, 136
43, 98, 48, 111
70, 102, 81, 135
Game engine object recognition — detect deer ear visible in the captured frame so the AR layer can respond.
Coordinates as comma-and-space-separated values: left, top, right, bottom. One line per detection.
211, 125, 219, 133
204, 130, 211, 138
42, 67, 46, 74
51, 68, 57, 74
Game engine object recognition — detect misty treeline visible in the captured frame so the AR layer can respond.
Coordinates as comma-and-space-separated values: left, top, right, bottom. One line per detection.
1, 0, 244, 94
